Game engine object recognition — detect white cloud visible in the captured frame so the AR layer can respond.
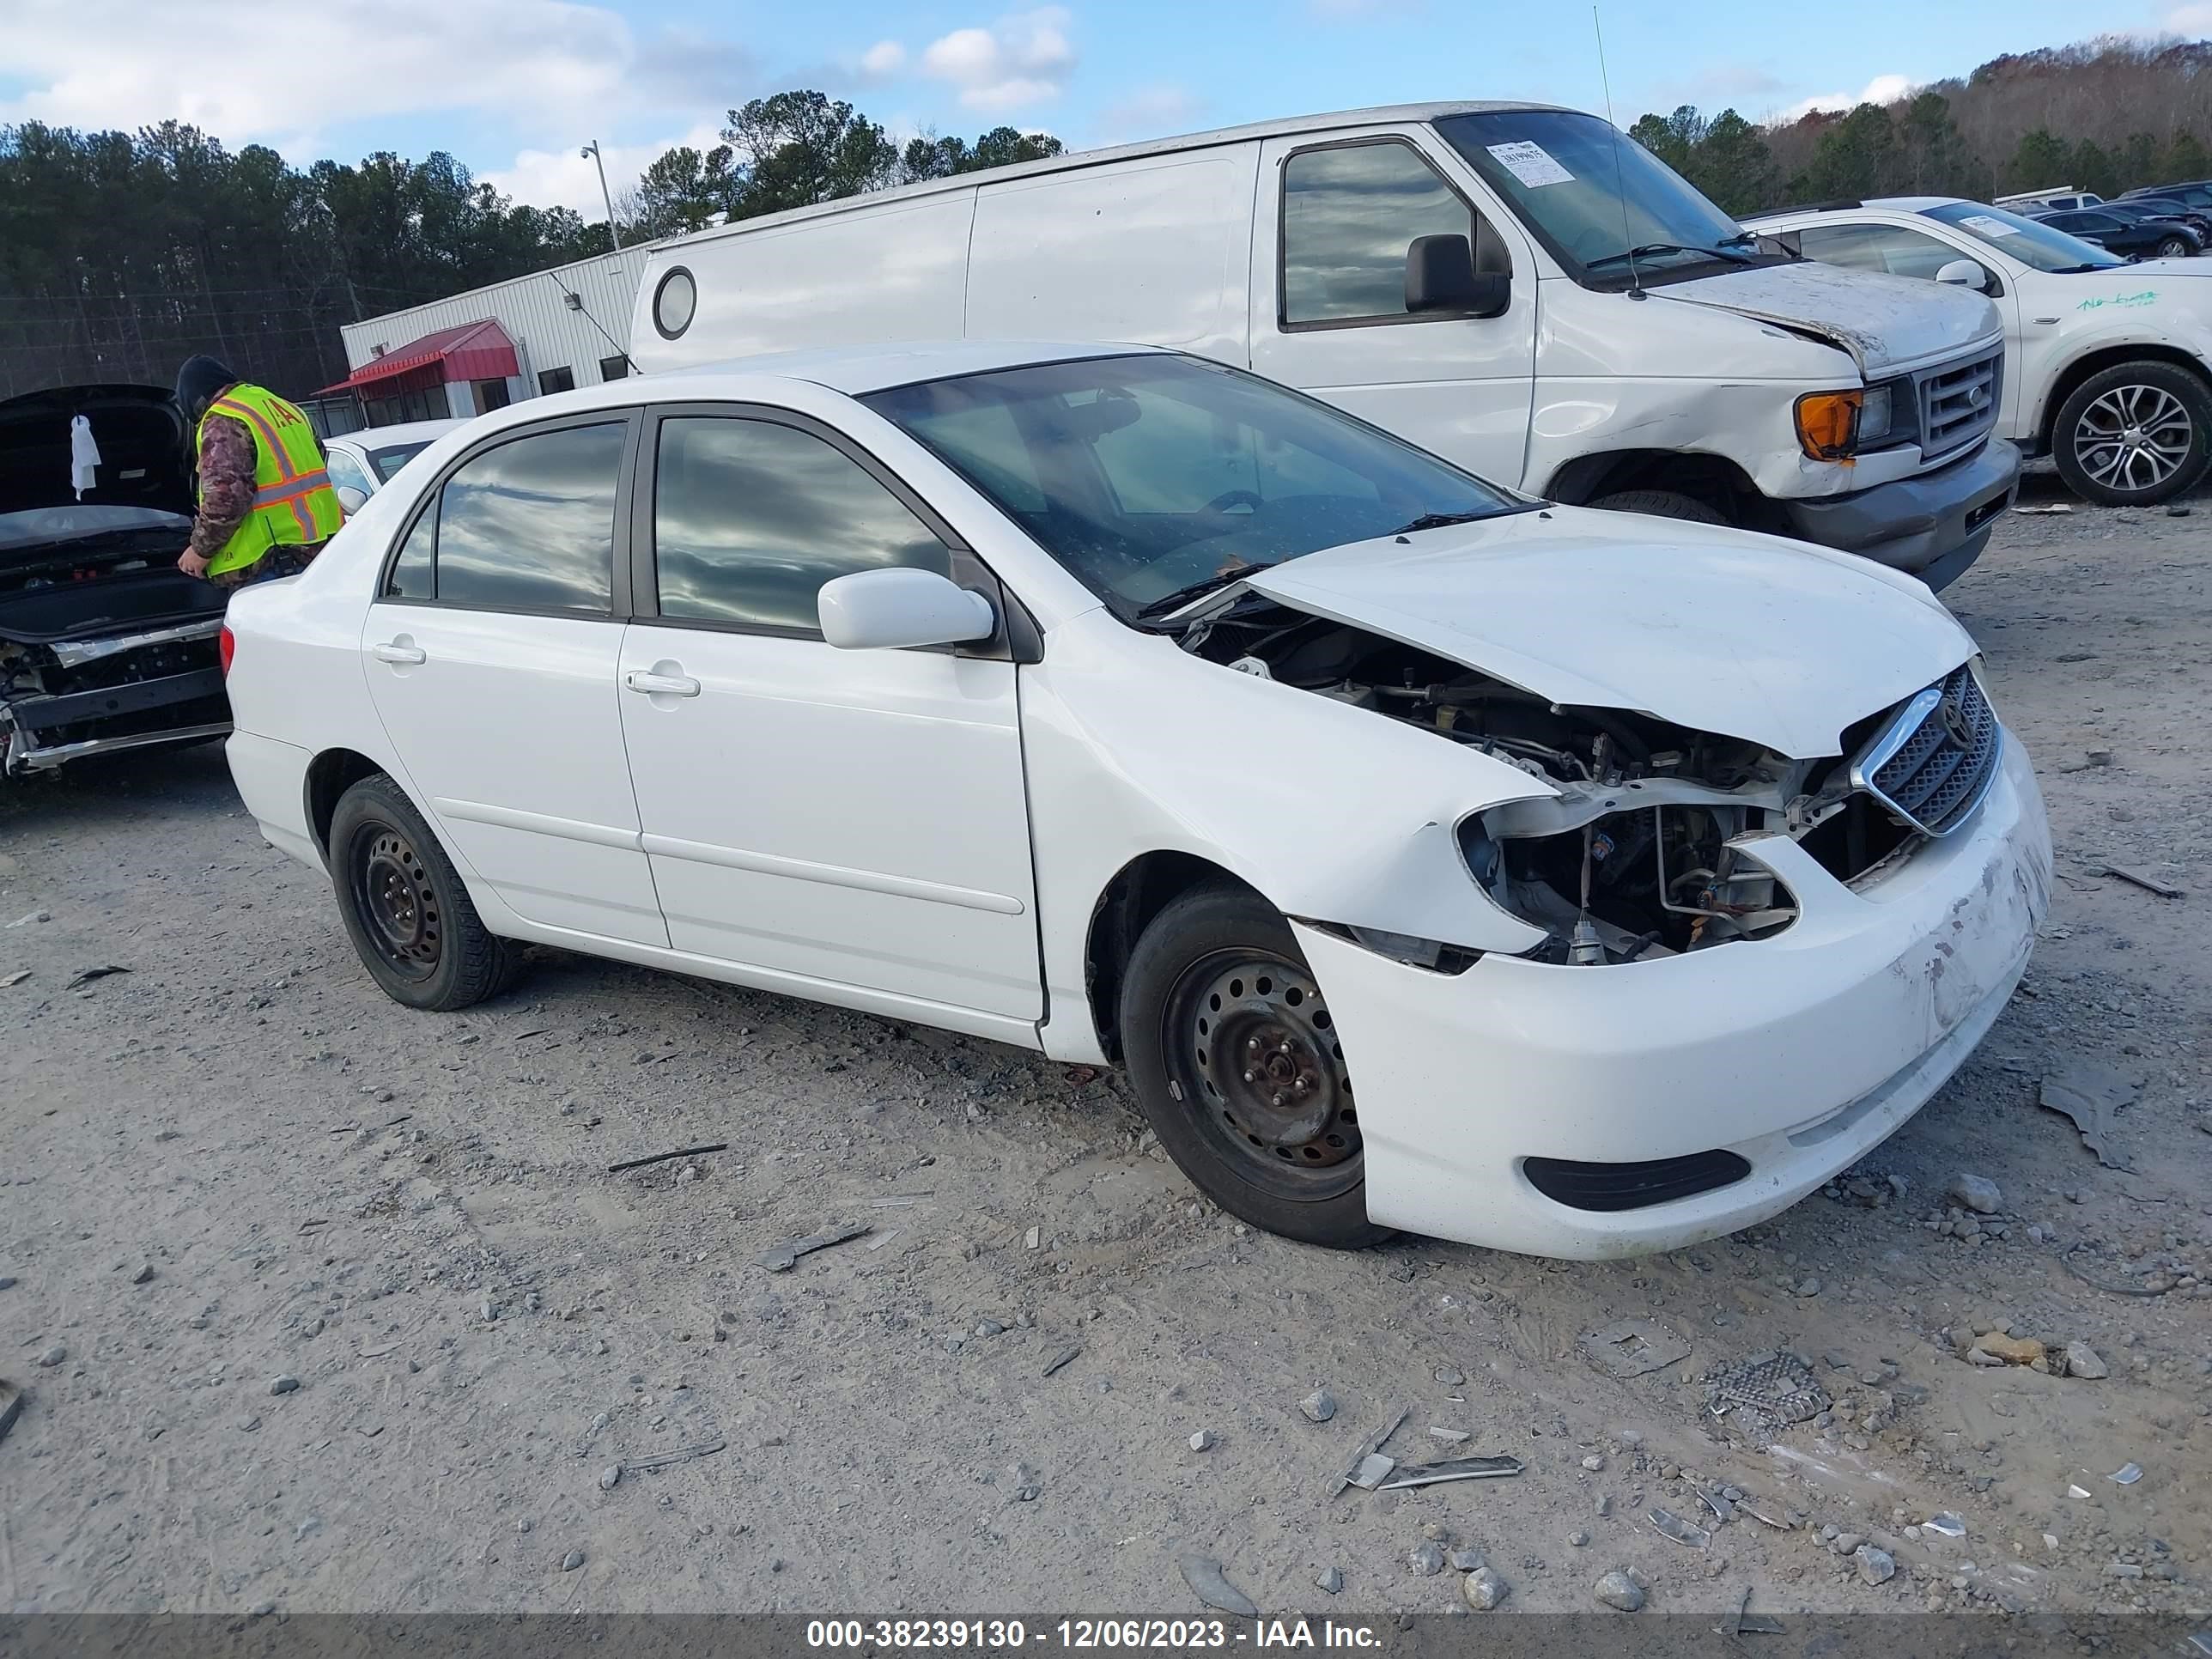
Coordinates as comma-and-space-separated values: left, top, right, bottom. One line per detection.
486, 122, 728, 219
920, 8, 1076, 112
1771, 72, 1914, 124
1097, 85, 1204, 142
860, 40, 908, 79
2169, 3, 2212, 32
0, 0, 754, 155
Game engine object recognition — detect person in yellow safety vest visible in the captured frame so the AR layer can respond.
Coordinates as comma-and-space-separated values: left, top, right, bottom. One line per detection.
173, 355, 344, 588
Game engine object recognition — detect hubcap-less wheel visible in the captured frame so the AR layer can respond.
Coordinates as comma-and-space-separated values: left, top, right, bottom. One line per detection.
2159, 238, 2191, 259
1167, 951, 1361, 1200
2075, 383, 2194, 495
353, 825, 442, 980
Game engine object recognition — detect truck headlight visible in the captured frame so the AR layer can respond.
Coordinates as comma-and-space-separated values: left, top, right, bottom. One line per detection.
1796, 380, 1907, 460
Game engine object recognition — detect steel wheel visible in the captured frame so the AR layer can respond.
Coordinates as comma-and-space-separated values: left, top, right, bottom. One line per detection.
1165, 950, 1363, 1201
2075, 383, 2194, 495
350, 823, 442, 981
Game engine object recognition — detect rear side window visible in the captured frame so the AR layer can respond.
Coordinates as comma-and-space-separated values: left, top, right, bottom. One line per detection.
1282, 143, 1473, 325
386, 422, 623, 612
652, 416, 952, 634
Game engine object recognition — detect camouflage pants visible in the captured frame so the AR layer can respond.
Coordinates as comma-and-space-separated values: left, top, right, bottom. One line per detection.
213, 544, 322, 590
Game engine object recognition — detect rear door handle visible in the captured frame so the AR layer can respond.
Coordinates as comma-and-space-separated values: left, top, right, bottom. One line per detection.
371, 641, 426, 665
624, 670, 700, 698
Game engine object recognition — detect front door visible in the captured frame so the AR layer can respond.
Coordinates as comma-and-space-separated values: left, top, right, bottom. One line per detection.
616, 407, 1041, 1021
1249, 129, 1538, 487
361, 415, 668, 947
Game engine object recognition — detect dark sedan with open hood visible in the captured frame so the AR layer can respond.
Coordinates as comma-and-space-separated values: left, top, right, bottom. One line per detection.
0, 384, 232, 776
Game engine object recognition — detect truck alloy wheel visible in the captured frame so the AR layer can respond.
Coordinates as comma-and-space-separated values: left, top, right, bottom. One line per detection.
2054, 361, 2212, 506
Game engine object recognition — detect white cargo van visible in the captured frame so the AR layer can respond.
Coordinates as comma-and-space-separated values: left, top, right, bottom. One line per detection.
631, 102, 2020, 591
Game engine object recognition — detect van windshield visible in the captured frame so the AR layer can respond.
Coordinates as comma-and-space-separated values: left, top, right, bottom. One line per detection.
1436, 109, 1771, 288
862, 354, 1522, 620
1918, 202, 2125, 272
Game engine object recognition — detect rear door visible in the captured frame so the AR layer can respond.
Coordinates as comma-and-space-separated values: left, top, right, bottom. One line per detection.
615, 404, 1041, 1023
361, 414, 668, 946
1249, 129, 1536, 487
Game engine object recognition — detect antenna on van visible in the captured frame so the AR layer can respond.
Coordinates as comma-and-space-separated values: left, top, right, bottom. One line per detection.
1591, 7, 1645, 300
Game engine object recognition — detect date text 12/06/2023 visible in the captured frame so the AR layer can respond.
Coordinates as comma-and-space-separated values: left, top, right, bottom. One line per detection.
804, 1620, 1385, 1650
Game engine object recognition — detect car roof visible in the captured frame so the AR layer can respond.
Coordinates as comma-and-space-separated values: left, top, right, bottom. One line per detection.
1743, 197, 1990, 225
331, 417, 464, 449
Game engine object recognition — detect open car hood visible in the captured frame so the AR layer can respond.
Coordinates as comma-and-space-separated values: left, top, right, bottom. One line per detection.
1656, 260, 2000, 376
0, 384, 193, 519
1237, 507, 1976, 759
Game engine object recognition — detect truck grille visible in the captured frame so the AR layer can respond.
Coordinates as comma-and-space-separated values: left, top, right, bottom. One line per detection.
1916, 349, 2002, 461
1849, 663, 2000, 837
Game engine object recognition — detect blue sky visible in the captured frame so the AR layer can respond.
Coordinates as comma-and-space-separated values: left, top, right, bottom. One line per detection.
0, 0, 2194, 214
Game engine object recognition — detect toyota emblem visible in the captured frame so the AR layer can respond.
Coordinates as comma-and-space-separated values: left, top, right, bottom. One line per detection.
1940, 695, 1975, 747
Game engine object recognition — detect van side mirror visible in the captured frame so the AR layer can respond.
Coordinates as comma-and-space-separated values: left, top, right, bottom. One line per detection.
1936, 259, 1988, 289
1405, 234, 1510, 318
335, 484, 368, 517
818, 567, 997, 651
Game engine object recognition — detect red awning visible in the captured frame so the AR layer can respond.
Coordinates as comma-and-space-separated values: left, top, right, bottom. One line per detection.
316, 319, 521, 395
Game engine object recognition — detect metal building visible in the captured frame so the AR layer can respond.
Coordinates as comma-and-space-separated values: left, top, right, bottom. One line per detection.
307, 246, 652, 434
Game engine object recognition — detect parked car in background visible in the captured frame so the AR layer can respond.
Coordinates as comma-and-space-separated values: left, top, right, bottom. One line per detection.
2122, 180, 2212, 210
1996, 188, 2100, 213
2034, 206, 2203, 261
630, 102, 2018, 592
2094, 199, 2212, 244
222, 340, 2050, 1258
1748, 198, 2212, 506
1, 384, 230, 777
323, 418, 463, 514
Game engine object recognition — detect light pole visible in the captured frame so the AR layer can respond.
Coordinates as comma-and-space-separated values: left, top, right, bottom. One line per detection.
580, 141, 623, 252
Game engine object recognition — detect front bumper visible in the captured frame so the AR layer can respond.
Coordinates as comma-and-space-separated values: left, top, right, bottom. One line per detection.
1295, 732, 2051, 1259
1778, 438, 2021, 592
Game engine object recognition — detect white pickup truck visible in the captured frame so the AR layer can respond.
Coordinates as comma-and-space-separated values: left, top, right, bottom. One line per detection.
1748, 196, 2212, 505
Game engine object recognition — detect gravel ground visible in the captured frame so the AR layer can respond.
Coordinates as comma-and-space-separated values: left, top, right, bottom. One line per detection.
3, 483, 2209, 1620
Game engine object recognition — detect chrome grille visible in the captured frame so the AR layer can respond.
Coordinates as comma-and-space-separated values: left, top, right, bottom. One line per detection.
1916, 349, 2002, 461
1849, 664, 2000, 837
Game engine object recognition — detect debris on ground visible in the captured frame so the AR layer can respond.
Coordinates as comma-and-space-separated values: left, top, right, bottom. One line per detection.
1188, 1431, 1215, 1453
1331, 1405, 1407, 1498
1649, 1507, 1711, 1549
1856, 1546, 1896, 1585
1959, 1328, 2046, 1368
0, 1377, 23, 1443
2039, 1061, 2140, 1170
33, 1346, 64, 1369
1376, 1455, 1522, 1490
65, 965, 130, 989
1594, 1569, 1646, 1611
1717, 1588, 1784, 1637
1042, 1346, 1082, 1377
2013, 502, 2074, 514
754, 1224, 870, 1272
1347, 1453, 1395, 1490
1176, 1553, 1258, 1617
2100, 864, 2183, 899
0, 969, 29, 988
1462, 1565, 1510, 1609
269, 1375, 300, 1395
1580, 1317, 1691, 1379
1298, 1388, 1337, 1423
1315, 1566, 1342, 1595
1429, 1426, 1470, 1444
2110, 1462, 2143, 1486
623, 1438, 725, 1472
2063, 1342, 2110, 1380
1947, 1172, 2002, 1214
1705, 1352, 1830, 1437
599, 1465, 621, 1490
562, 1550, 586, 1571
607, 1141, 729, 1175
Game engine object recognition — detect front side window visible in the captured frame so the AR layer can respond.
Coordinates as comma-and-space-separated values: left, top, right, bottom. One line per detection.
1436, 108, 1769, 287
396, 422, 624, 612
863, 353, 1522, 617
325, 448, 374, 497
652, 417, 952, 634
1282, 143, 1474, 325
1920, 202, 2123, 271
1797, 222, 1964, 282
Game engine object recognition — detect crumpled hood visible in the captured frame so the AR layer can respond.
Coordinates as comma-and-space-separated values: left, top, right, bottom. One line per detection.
1237, 507, 1976, 758
1656, 260, 2001, 376
0, 384, 193, 519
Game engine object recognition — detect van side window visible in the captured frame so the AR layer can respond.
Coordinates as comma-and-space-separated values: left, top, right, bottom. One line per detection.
1282, 143, 1474, 325
652, 416, 952, 635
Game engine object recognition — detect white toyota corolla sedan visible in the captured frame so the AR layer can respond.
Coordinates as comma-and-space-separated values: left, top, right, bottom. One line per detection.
222, 341, 2051, 1258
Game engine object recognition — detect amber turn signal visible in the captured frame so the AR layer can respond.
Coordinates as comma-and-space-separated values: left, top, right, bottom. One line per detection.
1794, 390, 1863, 460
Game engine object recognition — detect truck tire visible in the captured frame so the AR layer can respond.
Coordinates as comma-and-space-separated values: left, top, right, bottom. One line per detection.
2052, 360, 2212, 507
329, 773, 520, 1011
1119, 878, 1391, 1250
1589, 489, 1729, 525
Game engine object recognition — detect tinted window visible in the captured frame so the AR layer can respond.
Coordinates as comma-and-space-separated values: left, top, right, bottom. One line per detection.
430, 422, 623, 613
652, 417, 951, 633
384, 501, 435, 599
1796, 223, 1892, 273
599, 355, 630, 381
538, 367, 575, 395
1283, 143, 1472, 324
1797, 222, 1961, 282
368, 441, 433, 482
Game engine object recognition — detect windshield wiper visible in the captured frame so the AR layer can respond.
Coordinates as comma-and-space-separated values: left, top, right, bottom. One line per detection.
1134, 568, 1257, 621
1586, 242, 1753, 271
1390, 510, 1494, 536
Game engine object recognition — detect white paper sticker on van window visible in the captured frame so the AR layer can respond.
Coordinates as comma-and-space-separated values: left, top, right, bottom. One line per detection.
1960, 215, 2022, 238
1486, 141, 1574, 189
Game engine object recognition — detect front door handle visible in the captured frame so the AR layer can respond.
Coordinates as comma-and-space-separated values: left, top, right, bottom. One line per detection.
371, 640, 426, 665
624, 669, 700, 698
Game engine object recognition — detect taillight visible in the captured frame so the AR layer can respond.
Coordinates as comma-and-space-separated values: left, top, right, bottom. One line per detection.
218, 624, 236, 678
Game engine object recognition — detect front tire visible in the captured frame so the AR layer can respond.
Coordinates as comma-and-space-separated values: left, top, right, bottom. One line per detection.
1120, 880, 1389, 1249
1589, 489, 1729, 525
2157, 236, 2192, 259
2052, 361, 2212, 506
329, 773, 518, 1011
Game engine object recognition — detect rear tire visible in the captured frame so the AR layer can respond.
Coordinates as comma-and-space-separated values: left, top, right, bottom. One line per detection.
2157, 236, 2192, 259
329, 773, 518, 1011
1589, 489, 1730, 525
1120, 879, 1390, 1249
2051, 360, 2212, 507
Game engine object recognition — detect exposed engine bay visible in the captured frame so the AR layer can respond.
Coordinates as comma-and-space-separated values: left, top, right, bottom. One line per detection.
1184, 599, 1927, 967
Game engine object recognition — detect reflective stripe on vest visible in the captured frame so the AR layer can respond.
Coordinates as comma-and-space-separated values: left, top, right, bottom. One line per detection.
198, 385, 345, 575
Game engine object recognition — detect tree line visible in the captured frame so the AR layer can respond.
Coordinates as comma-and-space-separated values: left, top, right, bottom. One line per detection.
1630, 34, 2212, 215
0, 93, 1057, 402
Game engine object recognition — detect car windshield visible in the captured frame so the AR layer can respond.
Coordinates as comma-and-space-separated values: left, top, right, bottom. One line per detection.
1922, 202, 2125, 271
0, 505, 188, 551
1435, 109, 1759, 285
368, 441, 434, 482
861, 354, 1522, 617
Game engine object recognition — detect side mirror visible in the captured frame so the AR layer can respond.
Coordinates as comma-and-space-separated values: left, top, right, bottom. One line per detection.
335, 484, 368, 516
1405, 234, 1510, 318
819, 567, 997, 651
1935, 258, 1988, 289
